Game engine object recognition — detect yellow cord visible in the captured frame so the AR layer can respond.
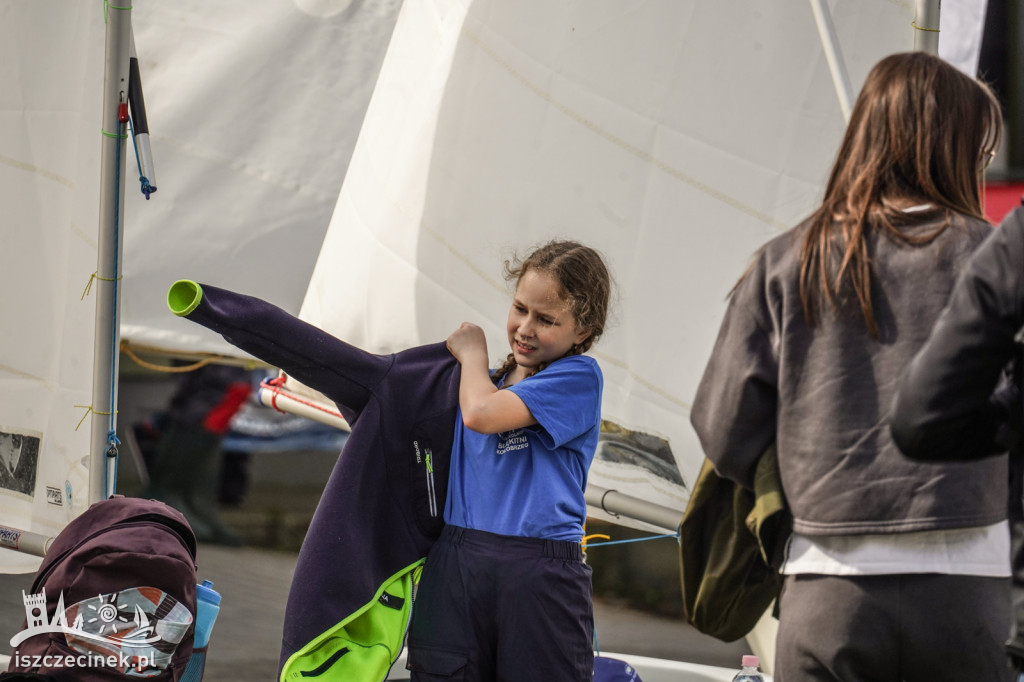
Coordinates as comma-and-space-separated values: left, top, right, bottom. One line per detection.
120, 342, 265, 374
103, 1, 133, 23
120, 345, 219, 373
74, 405, 116, 431
581, 533, 611, 550
910, 21, 940, 32
81, 271, 123, 300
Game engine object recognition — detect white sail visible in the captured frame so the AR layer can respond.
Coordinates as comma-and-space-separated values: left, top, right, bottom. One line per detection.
939, 0, 989, 75
0, 1, 991, 676
118, 0, 403, 357
0, 0, 403, 573
0, 0, 990, 562
0, 3, 106, 572
296, 0, 922, 526
115, 0, 988, 530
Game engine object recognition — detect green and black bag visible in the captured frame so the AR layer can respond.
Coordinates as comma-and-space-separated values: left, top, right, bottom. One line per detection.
678, 446, 790, 642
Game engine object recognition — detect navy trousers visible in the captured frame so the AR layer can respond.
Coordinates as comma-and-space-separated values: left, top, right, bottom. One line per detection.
407, 525, 594, 681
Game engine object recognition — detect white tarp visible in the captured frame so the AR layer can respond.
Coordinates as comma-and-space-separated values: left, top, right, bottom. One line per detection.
0, 0, 992, 568
297, 0, 920, 523
119, 0, 402, 356
939, 0, 989, 76
0, 0, 402, 573
0, 2, 105, 572
117, 0, 987, 360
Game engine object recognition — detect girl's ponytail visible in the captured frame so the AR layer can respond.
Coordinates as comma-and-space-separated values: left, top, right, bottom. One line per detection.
492, 353, 518, 387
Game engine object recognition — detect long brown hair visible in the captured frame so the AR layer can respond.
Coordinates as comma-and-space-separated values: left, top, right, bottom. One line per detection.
799, 51, 1002, 336
493, 240, 612, 383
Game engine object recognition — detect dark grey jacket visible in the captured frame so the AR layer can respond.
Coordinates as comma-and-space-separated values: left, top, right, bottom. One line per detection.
691, 212, 1005, 535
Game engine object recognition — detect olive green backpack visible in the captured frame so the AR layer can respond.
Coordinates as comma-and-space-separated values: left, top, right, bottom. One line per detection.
678, 445, 790, 642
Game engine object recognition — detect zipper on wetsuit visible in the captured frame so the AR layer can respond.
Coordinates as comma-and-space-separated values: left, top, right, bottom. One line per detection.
424, 448, 437, 517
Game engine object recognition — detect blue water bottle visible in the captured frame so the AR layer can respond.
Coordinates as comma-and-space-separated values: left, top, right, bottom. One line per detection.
181, 579, 222, 682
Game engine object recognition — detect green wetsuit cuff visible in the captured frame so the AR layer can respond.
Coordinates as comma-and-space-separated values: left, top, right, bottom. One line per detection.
168, 280, 203, 316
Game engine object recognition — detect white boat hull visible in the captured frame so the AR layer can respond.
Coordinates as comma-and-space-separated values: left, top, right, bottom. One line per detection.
384, 650, 771, 681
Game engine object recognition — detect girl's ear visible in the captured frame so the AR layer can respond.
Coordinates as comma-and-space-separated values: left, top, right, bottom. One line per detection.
574, 327, 592, 346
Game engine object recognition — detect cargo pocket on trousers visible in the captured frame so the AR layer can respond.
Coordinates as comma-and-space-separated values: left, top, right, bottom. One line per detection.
406, 645, 468, 680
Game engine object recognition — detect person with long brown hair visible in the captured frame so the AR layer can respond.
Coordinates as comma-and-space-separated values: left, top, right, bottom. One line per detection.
691, 52, 1007, 681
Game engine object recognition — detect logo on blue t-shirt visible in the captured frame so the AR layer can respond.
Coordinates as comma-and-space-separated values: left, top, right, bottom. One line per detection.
496, 429, 529, 455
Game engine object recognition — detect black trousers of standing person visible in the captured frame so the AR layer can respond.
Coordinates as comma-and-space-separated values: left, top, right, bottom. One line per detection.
775, 573, 1012, 682
407, 524, 594, 682
1007, 447, 1024, 674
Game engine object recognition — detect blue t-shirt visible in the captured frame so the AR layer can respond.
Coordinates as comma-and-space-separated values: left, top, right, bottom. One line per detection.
444, 354, 603, 541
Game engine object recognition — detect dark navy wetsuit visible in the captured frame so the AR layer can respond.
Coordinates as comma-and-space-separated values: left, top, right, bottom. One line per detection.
170, 281, 460, 681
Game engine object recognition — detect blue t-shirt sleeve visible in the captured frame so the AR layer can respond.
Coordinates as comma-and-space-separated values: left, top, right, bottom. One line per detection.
509, 355, 603, 449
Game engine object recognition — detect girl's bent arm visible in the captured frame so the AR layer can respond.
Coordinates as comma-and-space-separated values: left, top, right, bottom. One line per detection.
447, 323, 537, 434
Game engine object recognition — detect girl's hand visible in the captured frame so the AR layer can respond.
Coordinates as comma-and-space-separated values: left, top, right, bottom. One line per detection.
447, 322, 536, 433
446, 322, 488, 364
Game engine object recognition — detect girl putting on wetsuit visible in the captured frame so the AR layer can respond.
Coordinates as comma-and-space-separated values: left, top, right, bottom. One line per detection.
406, 239, 612, 682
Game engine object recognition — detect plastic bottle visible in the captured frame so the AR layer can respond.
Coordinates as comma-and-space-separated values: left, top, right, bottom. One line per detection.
181, 580, 222, 682
193, 579, 222, 648
731, 655, 765, 682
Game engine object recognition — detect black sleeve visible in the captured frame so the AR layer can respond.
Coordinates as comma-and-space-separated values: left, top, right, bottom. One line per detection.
890, 207, 1024, 461
170, 281, 393, 422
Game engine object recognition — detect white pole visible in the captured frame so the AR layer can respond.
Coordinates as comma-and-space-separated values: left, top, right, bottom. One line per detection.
0, 525, 52, 558
256, 384, 351, 432
585, 485, 683, 533
914, 0, 942, 54
809, 0, 854, 123
89, 3, 132, 504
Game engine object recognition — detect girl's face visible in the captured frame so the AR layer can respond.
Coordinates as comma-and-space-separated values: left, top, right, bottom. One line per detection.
506, 269, 589, 375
